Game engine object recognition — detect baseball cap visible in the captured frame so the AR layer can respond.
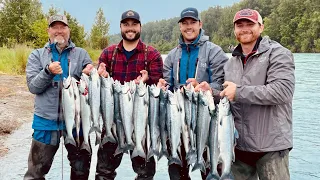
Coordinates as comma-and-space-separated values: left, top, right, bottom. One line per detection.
48, 14, 68, 26
121, 10, 141, 23
178, 7, 200, 22
233, 9, 263, 24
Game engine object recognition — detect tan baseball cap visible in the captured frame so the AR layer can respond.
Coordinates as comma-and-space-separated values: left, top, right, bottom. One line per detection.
48, 14, 68, 26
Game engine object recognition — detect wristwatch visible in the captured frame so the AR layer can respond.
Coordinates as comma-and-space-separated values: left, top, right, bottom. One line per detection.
45, 64, 52, 75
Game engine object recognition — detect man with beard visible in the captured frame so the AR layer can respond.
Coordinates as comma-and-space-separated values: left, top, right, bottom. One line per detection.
95, 10, 163, 180
24, 15, 94, 179
157, 7, 228, 180
195, 9, 294, 179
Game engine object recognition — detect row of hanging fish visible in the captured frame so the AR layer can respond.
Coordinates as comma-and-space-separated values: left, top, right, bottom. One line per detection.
61, 67, 238, 180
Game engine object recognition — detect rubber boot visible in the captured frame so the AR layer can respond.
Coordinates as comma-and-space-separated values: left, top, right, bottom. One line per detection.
24, 139, 59, 180
65, 142, 92, 180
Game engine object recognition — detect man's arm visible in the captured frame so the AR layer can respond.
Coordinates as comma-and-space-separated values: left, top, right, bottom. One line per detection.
208, 44, 229, 91
235, 48, 295, 105
146, 48, 163, 85
163, 50, 175, 87
26, 50, 55, 94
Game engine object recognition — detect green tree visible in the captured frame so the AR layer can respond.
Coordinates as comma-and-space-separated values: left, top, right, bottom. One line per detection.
64, 11, 86, 47
0, 0, 43, 46
30, 18, 48, 48
90, 8, 110, 49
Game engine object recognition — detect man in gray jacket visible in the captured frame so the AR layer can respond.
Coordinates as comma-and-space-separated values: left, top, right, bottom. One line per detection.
24, 15, 94, 180
196, 9, 295, 179
157, 7, 228, 180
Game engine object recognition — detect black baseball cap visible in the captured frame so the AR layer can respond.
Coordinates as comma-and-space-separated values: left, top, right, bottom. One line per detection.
121, 10, 141, 23
178, 7, 200, 22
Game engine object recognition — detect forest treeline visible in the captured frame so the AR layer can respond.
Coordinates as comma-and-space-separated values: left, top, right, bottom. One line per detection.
0, 0, 319, 53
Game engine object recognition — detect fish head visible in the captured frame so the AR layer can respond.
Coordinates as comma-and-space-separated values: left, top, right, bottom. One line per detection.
218, 97, 230, 116
63, 76, 72, 89
121, 82, 130, 94
113, 80, 122, 94
160, 88, 168, 100
167, 90, 177, 105
136, 80, 147, 96
129, 80, 136, 94
149, 84, 161, 98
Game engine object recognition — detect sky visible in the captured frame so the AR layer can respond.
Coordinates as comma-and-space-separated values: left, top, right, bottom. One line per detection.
40, 0, 241, 35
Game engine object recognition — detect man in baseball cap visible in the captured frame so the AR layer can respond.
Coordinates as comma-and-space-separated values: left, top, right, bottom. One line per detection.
178, 7, 200, 22
233, 8, 263, 24
216, 8, 293, 180
48, 14, 68, 27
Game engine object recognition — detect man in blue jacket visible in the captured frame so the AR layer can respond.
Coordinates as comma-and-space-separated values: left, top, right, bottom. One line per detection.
24, 14, 94, 180
157, 7, 228, 180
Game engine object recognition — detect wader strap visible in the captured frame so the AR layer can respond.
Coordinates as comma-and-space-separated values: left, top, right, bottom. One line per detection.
144, 45, 148, 71
110, 46, 119, 77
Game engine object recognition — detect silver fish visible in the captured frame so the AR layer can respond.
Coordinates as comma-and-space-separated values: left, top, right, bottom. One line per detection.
100, 76, 116, 145
89, 68, 101, 136
132, 80, 148, 159
119, 81, 135, 151
78, 74, 91, 152
72, 77, 81, 146
192, 90, 214, 173
206, 106, 220, 180
158, 88, 169, 160
62, 76, 76, 146
183, 84, 196, 164
113, 80, 127, 155
167, 90, 182, 166
218, 97, 238, 180
147, 84, 161, 159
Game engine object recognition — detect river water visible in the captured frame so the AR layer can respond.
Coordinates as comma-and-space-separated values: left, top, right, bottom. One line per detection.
0, 53, 319, 180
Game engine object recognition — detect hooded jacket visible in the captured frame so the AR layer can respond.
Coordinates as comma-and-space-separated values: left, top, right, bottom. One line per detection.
163, 29, 228, 90
224, 36, 295, 152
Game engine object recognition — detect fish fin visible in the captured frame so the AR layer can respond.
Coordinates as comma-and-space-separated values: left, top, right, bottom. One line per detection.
101, 134, 117, 145
206, 173, 220, 180
124, 143, 135, 152
220, 173, 234, 180
114, 146, 126, 156
131, 147, 146, 159
192, 158, 206, 173
80, 142, 91, 153
168, 157, 182, 167
158, 148, 169, 160
64, 136, 76, 146
95, 131, 101, 146
186, 151, 197, 165
89, 126, 101, 134
147, 149, 155, 160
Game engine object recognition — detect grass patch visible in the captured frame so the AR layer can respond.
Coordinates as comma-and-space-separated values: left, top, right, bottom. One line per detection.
0, 45, 32, 75
85, 48, 101, 66
0, 45, 102, 75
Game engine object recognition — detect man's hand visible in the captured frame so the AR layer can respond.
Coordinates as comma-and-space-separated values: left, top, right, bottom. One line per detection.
135, 70, 149, 84
48, 62, 63, 75
97, 63, 109, 78
157, 78, 168, 90
82, 64, 94, 75
194, 81, 212, 93
220, 81, 237, 101
186, 78, 199, 88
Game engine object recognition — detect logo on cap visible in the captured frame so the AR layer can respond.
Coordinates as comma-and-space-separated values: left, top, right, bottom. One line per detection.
238, 9, 254, 17
126, 11, 135, 17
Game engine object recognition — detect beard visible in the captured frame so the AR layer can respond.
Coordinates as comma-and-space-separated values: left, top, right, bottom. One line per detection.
121, 31, 140, 42
235, 30, 259, 45
53, 35, 68, 48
